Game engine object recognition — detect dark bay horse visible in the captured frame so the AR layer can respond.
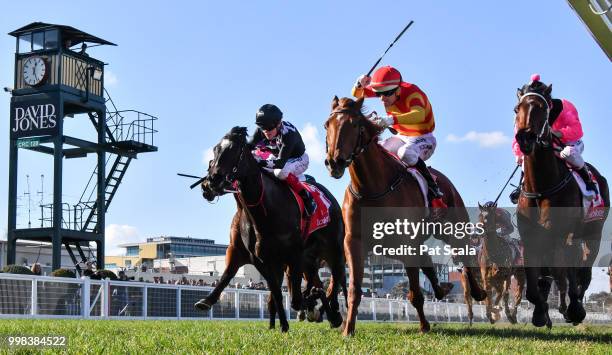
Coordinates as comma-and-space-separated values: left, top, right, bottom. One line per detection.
324, 97, 486, 335
477, 202, 525, 324
514, 84, 609, 327
195, 127, 346, 331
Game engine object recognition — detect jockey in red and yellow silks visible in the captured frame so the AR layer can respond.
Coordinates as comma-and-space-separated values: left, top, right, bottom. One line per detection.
352, 66, 445, 207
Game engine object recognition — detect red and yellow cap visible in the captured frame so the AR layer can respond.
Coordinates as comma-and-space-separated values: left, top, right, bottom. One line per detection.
370, 66, 402, 92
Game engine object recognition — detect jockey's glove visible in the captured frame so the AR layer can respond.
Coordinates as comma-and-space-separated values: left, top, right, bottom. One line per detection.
354, 74, 371, 89
370, 112, 394, 128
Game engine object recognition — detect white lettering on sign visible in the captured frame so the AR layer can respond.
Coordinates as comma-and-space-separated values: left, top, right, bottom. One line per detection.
12, 104, 57, 133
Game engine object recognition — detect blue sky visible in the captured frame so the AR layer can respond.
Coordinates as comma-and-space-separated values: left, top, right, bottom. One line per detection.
0, 2, 610, 292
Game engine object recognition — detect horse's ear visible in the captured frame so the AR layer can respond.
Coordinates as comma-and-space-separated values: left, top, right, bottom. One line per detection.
478, 202, 483, 210
332, 96, 339, 110
355, 96, 364, 110
544, 84, 552, 96
516, 88, 523, 100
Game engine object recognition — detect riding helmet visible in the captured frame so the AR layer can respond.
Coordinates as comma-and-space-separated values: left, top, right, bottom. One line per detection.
255, 104, 283, 130
370, 66, 402, 93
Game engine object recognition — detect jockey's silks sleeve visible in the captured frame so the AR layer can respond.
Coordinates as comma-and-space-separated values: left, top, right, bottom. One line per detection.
250, 121, 305, 170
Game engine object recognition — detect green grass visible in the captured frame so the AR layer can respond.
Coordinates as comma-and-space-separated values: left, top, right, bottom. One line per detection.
0, 320, 610, 354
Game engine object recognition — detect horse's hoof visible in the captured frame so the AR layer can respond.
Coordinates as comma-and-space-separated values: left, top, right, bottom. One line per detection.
328, 312, 343, 329
420, 321, 431, 333
531, 304, 550, 328
194, 299, 212, 311
281, 324, 289, 333
435, 282, 454, 300
546, 318, 553, 330
297, 310, 306, 322
306, 308, 320, 322
566, 301, 586, 324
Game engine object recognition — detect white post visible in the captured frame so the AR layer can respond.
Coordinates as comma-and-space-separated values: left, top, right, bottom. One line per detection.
285, 293, 290, 320
259, 293, 264, 320
82, 277, 91, 318
142, 284, 148, 319
234, 291, 239, 319
389, 301, 393, 321
176, 287, 181, 319
446, 301, 450, 322
30, 278, 37, 316
101, 278, 109, 318
458, 304, 463, 322
372, 300, 377, 321
405, 301, 410, 322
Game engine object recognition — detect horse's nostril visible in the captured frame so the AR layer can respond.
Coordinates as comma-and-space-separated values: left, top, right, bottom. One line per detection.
336, 158, 346, 167
324, 159, 330, 166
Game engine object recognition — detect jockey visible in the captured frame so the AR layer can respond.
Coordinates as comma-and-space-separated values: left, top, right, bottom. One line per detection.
509, 74, 597, 203
249, 104, 317, 216
352, 66, 446, 208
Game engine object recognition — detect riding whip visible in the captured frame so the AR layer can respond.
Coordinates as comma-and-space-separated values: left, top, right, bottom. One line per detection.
493, 165, 520, 204
177, 172, 207, 189
366, 20, 414, 76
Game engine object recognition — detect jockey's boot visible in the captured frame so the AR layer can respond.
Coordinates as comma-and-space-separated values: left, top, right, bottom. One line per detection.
509, 172, 523, 204
414, 158, 447, 209
577, 165, 598, 196
286, 173, 317, 216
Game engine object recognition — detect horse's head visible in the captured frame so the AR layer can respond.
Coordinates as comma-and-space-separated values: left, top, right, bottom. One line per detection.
201, 126, 252, 201
478, 201, 498, 235
324, 96, 382, 178
514, 78, 553, 155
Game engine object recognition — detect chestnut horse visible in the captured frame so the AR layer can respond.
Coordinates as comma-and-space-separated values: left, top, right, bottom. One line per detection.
514, 84, 609, 327
324, 97, 486, 335
476, 202, 525, 324
196, 127, 347, 331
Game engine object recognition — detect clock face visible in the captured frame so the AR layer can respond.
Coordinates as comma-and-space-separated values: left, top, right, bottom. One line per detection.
23, 56, 47, 86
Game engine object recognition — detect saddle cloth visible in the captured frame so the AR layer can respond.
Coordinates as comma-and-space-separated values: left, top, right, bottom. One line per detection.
571, 170, 605, 222
288, 182, 332, 239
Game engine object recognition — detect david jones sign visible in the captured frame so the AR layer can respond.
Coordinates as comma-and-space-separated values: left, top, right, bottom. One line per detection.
10, 99, 60, 139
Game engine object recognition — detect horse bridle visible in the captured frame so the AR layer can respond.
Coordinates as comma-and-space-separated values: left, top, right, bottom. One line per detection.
327, 109, 378, 165
518, 92, 554, 148
517, 92, 572, 199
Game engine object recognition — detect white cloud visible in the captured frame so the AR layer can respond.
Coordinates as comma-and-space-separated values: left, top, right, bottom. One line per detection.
105, 70, 119, 86
446, 131, 511, 148
203, 147, 215, 167
301, 122, 325, 164
105, 224, 141, 256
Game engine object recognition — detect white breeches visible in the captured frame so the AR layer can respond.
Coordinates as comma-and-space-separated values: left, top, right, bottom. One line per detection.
380, 133, 437, 166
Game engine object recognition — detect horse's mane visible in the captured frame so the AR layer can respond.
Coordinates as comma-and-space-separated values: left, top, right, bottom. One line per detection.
336, 97, 382, 137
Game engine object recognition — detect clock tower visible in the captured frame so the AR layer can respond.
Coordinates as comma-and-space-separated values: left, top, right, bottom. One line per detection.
6, 23, 158, 272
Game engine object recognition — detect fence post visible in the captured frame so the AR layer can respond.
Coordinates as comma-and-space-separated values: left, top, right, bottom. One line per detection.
446, 301, 451, 322
285, 293, 290, 320
177, 287, 181, 319
82, 277, 90, 318
235, 291, 239, 319
259, 293, 264, 320
389, 301, 393, 321
100, 278, 108, 318
142, 284, 148, 319
30, 278, 38, 316
458, 304, 462, 322
405, 301, 409, 322
372, 299, 376, 321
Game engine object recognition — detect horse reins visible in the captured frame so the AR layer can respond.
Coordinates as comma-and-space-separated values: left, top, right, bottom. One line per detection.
329, 108, 408, 201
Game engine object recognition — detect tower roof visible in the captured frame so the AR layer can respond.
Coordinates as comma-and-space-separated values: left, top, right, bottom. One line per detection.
9, 22, 116, 46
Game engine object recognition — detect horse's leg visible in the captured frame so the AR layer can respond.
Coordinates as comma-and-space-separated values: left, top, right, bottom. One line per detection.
406, 267, 429, 332
462, 268, 473, 326
342, 234, 363, 337
566, 266, 586, 325
287, 254, 304, 313
512, 269, 525, 324
254, 260, 289, 332
302, 259, 322, 323
420, 255, 452, 300
552, 267, 568, 318
525, 266, 550, 327
325, 252, 346, 328
267, 293, 276, 329
195, 248, 245, 311
483, 269, 494, 324
576, 267, 592, 300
